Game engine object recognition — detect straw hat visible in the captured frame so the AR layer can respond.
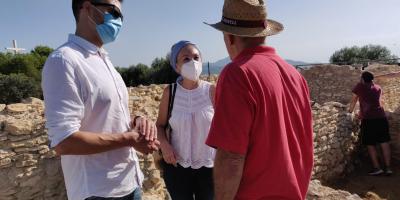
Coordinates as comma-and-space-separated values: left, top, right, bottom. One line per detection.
205, 0, 284, 37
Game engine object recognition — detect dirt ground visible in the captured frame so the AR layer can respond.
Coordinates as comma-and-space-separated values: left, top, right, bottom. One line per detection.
332, 160, 400, 200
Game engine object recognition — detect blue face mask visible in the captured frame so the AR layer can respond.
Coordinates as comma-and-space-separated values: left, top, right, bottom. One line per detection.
96, 13, 122, 44
90, 7, 123, 44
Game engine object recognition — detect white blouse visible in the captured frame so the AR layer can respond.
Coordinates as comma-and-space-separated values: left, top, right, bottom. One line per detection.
169, 80, 215, 169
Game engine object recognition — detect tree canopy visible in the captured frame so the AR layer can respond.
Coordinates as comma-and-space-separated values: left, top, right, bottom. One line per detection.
330, 44, 398, 65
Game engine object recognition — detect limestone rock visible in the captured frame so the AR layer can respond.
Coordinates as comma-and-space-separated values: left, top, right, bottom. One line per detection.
0, 104, 5, 112
0, 150, 16, 160
306, 180, 362, 200
15, 159, 37, 168
6, 103, 29, 113
9, 135, 48, 148
0, 158, 12, 168
4, 118, 33, 135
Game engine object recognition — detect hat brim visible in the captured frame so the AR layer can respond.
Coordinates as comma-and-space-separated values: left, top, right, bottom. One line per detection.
204, 19, 283, 37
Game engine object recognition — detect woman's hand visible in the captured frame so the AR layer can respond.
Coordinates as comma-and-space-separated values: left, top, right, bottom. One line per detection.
131, 116, 157, 141
161, 142, 178, 167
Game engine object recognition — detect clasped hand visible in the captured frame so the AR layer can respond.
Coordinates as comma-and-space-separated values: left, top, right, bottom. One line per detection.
129, 116, 160, 154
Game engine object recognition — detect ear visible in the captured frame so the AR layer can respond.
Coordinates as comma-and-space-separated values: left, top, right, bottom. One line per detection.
82, 0, 92, 9
228, 34, 235, 46
78, 1, 92, 20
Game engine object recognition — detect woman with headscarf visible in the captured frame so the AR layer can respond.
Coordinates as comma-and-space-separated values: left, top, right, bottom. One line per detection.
156, 41, 215, 200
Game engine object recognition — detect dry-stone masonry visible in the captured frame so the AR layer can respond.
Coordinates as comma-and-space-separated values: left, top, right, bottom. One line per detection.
1, 65, 400, 199
300, 64, 400, 166
0, 98, 65, 200
311, 102, 360, 181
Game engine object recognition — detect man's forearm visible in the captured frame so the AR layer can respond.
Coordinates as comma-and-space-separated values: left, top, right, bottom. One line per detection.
55, 131, 135, 155
214, 149, 246, 200
348, 95, 358, 113
349, 101, 356, 113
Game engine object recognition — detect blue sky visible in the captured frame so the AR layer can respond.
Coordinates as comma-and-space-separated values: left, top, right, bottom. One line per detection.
1, 0, 399, 67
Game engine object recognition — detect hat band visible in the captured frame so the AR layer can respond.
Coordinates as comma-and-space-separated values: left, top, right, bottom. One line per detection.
221, 16, 267, 28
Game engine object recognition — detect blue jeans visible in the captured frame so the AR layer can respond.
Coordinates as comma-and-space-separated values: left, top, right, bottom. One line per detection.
85, 188, 142, 200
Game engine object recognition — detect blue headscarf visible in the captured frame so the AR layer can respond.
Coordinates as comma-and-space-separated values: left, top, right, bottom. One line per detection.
169, 40, 199, 71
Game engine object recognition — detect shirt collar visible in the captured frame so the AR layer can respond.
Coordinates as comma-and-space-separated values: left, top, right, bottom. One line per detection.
233, 45, 276, 62
68, 34, 108, 56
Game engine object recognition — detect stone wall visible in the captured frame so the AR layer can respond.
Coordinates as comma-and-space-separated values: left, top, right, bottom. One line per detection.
301, 64, 400, 166
0, 98, 167, 200
1, 65, 400, 199
311, 102, 360, 182
299, 64, 400, 107
0, 98, 65, 200
300, 65, 362, 104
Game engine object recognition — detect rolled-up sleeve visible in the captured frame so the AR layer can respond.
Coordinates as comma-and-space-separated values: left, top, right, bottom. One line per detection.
42, 52, 84, 147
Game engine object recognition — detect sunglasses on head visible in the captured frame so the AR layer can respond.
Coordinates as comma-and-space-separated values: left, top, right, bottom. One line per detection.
91, 1, 124, 21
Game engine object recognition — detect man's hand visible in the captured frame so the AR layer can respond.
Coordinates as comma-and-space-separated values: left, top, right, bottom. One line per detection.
348, 108, 353, 113
134, 138, 160, 155
130, 116, 157, 142
127, 130, 160, 155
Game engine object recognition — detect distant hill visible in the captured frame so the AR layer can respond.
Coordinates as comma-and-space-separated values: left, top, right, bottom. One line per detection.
202, 57, 231, 75
285, 59, 309, 67
202, 57, 309, 75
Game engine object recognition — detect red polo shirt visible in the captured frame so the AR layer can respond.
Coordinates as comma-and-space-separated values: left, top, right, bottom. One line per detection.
206, 46, 313, 200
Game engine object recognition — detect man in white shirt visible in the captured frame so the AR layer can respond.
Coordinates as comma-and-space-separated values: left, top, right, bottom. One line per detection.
41, 0, 159, 199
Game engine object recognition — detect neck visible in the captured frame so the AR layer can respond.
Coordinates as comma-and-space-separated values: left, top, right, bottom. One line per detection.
180, 78, 200, 90
75, 22, 103, 48
232, 41, 265, 60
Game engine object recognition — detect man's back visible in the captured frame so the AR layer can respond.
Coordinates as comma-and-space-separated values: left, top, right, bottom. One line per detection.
207, 46, 313, 200
352, 82, 385, 119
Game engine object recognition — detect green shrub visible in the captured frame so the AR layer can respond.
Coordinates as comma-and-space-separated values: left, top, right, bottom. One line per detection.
330, 44, 397, 65
149, 57, 179, 84
0, 73, 42, 104
116, 57, 179, 86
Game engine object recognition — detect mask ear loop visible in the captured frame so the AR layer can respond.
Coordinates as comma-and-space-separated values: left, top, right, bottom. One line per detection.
85, 5, 105, 46
87, 5, 105, 26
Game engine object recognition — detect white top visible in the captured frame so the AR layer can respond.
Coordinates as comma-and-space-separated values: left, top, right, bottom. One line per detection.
42, 34, 143, 200
169, 80, 216, 169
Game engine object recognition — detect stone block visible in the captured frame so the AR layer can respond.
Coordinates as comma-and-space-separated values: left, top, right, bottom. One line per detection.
9, 136, 48, 148
8, 135, 32, 142
7, 103, 29, 114
0, 158, 12, 168
16, 159, 37, 168
0, 149, 16, 160
5, 119, 33, 136
0, 104, 6, 112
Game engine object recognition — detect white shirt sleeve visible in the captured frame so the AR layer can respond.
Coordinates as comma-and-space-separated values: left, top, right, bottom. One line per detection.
42, 52, 84, 147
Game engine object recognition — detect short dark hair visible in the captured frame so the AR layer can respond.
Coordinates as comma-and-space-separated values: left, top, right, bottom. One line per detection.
72, 0, 123, 22
361, 71, 374, 83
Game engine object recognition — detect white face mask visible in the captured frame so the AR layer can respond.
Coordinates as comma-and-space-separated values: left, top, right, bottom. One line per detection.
181, 60, 203, 81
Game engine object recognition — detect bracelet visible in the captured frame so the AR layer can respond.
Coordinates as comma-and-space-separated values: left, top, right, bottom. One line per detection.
133, 116, 142, 127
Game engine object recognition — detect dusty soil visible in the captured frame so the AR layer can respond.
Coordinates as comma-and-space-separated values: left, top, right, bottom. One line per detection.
332, 160, 400, 200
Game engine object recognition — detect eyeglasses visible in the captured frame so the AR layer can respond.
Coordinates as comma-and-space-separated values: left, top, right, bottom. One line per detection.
91, 1, 124, 21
